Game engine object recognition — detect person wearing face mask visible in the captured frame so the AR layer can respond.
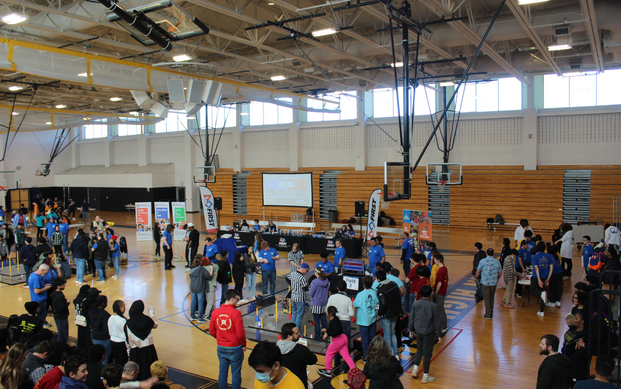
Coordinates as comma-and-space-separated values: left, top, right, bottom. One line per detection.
248, 341, 304, 389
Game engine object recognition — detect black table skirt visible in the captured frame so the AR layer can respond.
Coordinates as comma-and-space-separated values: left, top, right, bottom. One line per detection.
216, 230, 363, 258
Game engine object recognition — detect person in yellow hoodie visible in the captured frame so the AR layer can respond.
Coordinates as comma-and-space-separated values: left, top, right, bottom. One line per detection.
248, 341, 304, 389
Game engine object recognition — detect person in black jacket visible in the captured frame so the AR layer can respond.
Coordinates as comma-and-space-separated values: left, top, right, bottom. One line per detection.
376, 270, 402, 359
537, 334, 573, 389
276, 323, 317, 387
70, 230, 90, 284
231, 251, 245, 302
473, 242, 486, 302
19, 237, 37, 289
84, 344, 106, 389
91, 234, 109, 282
317, 306, 355, 378
363, 337, 403, 389
216, 252, 232, 305
184, 223, 199, 268
153, 222, 161, 258
90, 295, 111, 365
50, 278, 70, 343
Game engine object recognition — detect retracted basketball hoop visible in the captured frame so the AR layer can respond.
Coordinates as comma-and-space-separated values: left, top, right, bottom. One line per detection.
437, 180, 447, 193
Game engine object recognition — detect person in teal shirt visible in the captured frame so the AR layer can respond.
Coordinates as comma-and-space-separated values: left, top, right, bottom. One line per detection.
353, 276, 378, 361
36, 213, 46, 239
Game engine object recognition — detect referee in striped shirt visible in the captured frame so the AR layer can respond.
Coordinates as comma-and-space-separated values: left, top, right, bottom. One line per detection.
287, 266, 309, 331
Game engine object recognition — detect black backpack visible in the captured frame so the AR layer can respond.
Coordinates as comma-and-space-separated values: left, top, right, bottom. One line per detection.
495, 214, 505, 225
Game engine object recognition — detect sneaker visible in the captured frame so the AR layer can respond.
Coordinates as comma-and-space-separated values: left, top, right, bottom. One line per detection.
514, 292, 524, 298
421, 375, 435, 384
97, 279, 106, 283
112, 276, 119, 279
441, 328, 448, 334
72, 218, 76, 221
197, 320, 207, 324
238, 299, 249, 304
395, 355, 400, 361
484, 316, 492, 320
504, 304, 515, 309
411, 365, 419, 378
43, 323, 51, 328
317, 369, 332, 378
21, 285, 30, 289
537, 311, 545, 317
555, 301, 561, 307
545, 302, 555, 307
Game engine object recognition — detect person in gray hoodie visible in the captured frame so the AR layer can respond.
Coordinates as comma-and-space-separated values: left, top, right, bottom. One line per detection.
189, 256, 211, 324
308, 266, 330, 339
276, 323, 317, 388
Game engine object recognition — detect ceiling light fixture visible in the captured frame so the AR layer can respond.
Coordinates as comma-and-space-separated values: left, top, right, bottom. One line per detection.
517, 0, 549, 4
268, 2, 275, 5
11, 112, 19, 116
2, 13, 27, 24
240, 112, 249, 116
77, 72, 92, 77
45, 122, 52, 125
110, 97, 123, 102
172, 54, 192, 62
187, 116, 196, 120
271, 75, 287, 81
312, 28, 338, 37
391, 62, 403, 68
8, 86, 23, 91
548, 44, 572, 51
83, 117, 89, 120
439, 81, 455, 87
55, 104, 67, 109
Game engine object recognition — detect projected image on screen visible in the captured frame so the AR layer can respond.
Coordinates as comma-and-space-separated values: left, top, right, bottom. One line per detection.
262, 173, 313, 207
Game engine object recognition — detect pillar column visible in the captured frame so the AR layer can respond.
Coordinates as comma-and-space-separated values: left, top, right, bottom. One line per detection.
289, 121, 301, 171
184, 131, 199, 212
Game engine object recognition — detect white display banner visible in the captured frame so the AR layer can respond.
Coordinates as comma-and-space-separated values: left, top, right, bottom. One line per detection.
135, 202, 152, 241
366, 189, 382, 243
199, 187, 218, 233
154, 202, 170, 232
172, 202, 187, 241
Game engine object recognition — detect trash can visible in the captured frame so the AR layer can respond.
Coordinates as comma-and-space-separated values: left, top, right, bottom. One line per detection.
329, 209, 338, 223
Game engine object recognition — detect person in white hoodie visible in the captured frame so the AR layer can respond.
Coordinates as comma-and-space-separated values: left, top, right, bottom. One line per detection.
604, 223, 620, 251
555, 223, 574, 280
276, 323, 317, 388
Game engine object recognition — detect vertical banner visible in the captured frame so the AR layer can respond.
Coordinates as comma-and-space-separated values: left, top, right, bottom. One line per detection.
403, 210, 432, 249
199, 186, 218, 233
366, 189, 382, 243
154, 202, 170, 232
172, 202, 187, 241
419, 211, 433, 242
135, 202, 152, 241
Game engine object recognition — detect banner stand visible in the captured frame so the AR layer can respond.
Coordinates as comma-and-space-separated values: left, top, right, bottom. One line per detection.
199, 187, 218, 234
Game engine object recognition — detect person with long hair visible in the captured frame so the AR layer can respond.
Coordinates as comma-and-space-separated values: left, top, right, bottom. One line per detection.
0, 343, 27, 389
243, 246, 257, 301
162, 225, 174, 270
317, 306, 355, 378
308, 267, 329, 340
189, 256, 210, 324
153, 222, 161, 258
73, 285, 91, 351
108, 300, 128, 366
90, 295, 112, 365
126, 301, 158, 380
253, 233, 263, 258
546, 245, 563, 308
231, 251, 245, 303
363, 337, 403, 388
555, 223, 574, 280
500, 237, 512, 261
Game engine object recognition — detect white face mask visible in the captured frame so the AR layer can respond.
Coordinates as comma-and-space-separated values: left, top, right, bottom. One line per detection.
255, 366, 273, 383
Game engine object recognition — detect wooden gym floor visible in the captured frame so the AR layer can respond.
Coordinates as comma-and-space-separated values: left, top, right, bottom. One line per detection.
0, 210, 575, 388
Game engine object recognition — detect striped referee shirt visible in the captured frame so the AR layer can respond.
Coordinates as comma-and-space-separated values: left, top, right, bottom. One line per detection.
287, 270, 308, 303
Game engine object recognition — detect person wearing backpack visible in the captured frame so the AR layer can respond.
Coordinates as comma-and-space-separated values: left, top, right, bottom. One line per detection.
216, 252, 232, 305
189, 256, 211, 324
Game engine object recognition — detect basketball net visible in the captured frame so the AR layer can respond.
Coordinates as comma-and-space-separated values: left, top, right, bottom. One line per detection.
379, 192, 393, 209
437, 180, 447, 193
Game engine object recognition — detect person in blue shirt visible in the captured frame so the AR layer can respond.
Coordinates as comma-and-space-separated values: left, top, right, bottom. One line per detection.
333, 239, 346, 268
346, 224, 356, 237
515, 239, 532, 298
59, 219, 69, 253
162, 224, 174, 270
400, 232, 415, 276
352, 276, 379, 361
367, 237, 385, 276
203, 237, 219, 261
425, 242, 437, 270
258, 241, 279, 295
315, 252, 334, 277
531, 241, 553, 317
475, 247, 502, 320
547, 245, 563, 308
372, 262, 404, 295
45, 219, 58, 243
252, 219, 261, 231
581, 235, 595, 275
109, 236, 121, 279
28, 263, 54, 325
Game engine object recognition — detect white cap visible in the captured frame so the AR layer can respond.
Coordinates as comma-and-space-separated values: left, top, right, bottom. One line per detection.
188, 223, 194, 227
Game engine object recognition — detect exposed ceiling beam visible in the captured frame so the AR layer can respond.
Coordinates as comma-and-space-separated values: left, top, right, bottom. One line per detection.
579, 0, 604, 72
506, 0, 561, 76
418, 0, 531, 85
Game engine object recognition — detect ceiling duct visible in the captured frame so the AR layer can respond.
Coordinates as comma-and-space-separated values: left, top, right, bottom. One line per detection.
554, 25, 572, 46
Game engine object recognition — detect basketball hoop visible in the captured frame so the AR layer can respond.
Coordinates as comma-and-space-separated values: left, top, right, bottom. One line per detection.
437, 180, 447, 193
379, 192, 394, 209
0, 187, 8, 192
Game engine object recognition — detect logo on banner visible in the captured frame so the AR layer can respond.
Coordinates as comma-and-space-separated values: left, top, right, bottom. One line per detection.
234, 233, 240, 242
327, 240, 335, 249
367, 197, 378, 239
202, 195, 216, 226
278, 238, 288, 248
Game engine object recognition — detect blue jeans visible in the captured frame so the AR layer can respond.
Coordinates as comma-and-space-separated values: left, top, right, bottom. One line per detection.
37, 300, 47, 323
74, 258, 86, 283
359, 323, 376, 358
191, 291, 206, 319
217, 346, 243, 389
112, 256, 120, 276
55, 318, 68, 343
245, 273, 256, 299
219, 283, 229, 305
381, 316, 398, 356
92, 339, 111, 365
292, 301, 305, 330
312, 313, 327, 339
95, 260, 106, 280
23, 264, 33, 286
262, 270, 276, 295
82, 211, 89, 223
62, 235, 68, 253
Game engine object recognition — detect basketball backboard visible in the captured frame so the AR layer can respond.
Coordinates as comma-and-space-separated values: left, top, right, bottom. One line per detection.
383, 162, 411, 201
194, 166, 215, 184
0, 171, 17, 190
426, 163, 462, 187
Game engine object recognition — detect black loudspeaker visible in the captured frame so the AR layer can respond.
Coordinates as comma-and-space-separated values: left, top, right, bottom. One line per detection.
214, 197, 222, 210
355, 201, 365, 217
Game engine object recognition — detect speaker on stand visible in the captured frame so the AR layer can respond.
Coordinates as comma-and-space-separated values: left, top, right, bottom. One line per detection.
354, 200, 368, 256
214, 197, 222, 229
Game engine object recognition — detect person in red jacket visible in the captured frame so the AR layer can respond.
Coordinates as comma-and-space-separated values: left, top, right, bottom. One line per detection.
208, 289, 246, 389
